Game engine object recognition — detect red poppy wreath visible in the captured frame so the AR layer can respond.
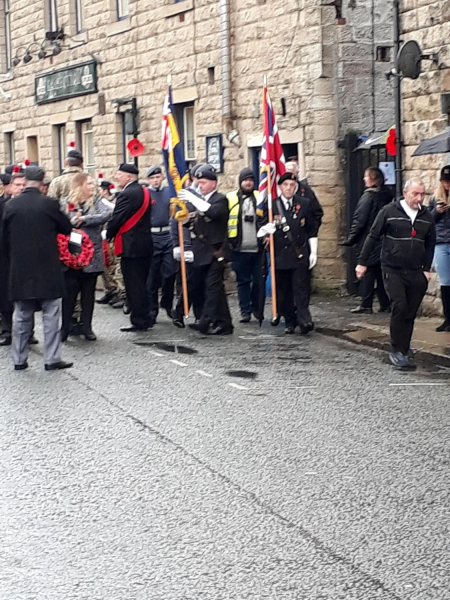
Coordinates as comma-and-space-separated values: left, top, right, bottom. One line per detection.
57, 230, 95, 270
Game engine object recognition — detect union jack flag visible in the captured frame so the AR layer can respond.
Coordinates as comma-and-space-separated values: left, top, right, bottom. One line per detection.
257, 85, 286, 215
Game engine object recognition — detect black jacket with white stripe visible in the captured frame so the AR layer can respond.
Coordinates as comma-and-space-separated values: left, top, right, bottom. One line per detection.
359, 199, 436, 272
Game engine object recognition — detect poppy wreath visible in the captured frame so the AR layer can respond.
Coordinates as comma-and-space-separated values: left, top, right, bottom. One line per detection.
57, 229, 95, 270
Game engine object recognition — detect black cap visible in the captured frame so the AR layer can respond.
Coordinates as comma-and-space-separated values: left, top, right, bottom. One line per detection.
146, 165, 162, 177
5, 165, 18, 175
190, 163, 205, 178
0, 173, 11, 185
99, 180, 113, 190
118, 163, 139, 175
24, 166, 45, 182
196, 165, 217, 181
67, 149, 83, 161
239, 167, 254, 186
278, 172, 297, 185
441, 166, 450, 182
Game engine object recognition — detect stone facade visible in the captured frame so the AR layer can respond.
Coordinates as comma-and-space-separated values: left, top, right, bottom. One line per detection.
0, 0, 394, 287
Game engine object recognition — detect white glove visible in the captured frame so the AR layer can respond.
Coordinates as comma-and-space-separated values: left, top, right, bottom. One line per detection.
173, 247, 181, 261
184, 251, 194, 263
178, 189, 211, 213
257, 222, 276, 238
309, 237, 318, 270
101, 230, 107, 241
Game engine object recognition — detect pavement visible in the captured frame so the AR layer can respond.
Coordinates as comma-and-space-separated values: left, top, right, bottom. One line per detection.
0, 295, 449, 600
313, 293, 450, 367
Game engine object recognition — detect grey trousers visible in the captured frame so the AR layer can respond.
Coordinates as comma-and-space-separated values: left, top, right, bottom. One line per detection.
12, 299, 62, 366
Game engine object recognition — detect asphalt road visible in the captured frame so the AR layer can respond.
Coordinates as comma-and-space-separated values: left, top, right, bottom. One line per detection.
1, 299, 449, 600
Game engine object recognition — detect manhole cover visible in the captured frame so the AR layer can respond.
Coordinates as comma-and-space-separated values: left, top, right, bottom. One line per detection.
226, 370, 258, 379
134, 342, 198, 355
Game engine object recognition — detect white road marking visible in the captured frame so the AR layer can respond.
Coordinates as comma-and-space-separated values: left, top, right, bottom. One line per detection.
149, 351, 164, 357
170, 359, 188, 367
228, 382, 248, 390
196, 370, 213, 378
389, 382, 448, 387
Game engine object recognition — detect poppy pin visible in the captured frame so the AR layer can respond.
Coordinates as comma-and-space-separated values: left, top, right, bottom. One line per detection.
127, 138, 145, 158
411, 229, 417, 237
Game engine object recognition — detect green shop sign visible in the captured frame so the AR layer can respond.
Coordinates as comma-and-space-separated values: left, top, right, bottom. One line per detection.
35, 61, 97, 104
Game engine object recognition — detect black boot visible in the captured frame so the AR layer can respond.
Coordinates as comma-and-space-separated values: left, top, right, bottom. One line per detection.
436, 286, 450, 332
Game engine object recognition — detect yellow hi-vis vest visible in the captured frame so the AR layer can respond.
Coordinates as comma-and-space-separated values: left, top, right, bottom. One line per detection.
226, 190, 259, 239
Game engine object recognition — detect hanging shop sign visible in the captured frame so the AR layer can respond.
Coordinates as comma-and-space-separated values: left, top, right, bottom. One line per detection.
35, 61, 97, 105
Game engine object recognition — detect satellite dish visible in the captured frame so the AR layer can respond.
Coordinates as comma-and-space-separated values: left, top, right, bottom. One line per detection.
397, 40, 422, 80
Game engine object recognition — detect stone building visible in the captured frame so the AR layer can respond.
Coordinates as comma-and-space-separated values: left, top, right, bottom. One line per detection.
0, 0, 394, 286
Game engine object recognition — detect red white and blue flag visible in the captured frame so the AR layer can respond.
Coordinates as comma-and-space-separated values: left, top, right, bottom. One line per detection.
257, 85, 286, 215
162, 85, 187, 199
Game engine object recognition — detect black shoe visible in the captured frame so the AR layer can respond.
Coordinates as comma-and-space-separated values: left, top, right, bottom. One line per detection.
14, 362, 28, 371
299, 324, 311, 335
350, 306, 373, 314
378, 306, 391, 313
389, 351, 412, 371
123, 304, 131, 315
209, 326, 233, 335
28, 335, 39, 345
189, 323, 209, 334
173, 318, 185, 329
45, 360, 73, 371
0, 335, 12, 346
120, 325, 148, 332
111, 300, 125, 309
436, 320, 450, 332
96, 292, 115, 305
240, 314, 251, 323
271, 316, 281, 327
83, 331, 97, 341
285, 326, 295, 334
69, 321, 82, 336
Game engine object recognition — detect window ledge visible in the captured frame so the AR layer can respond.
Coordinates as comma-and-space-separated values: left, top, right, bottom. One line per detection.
165, 0, 194, 18
106, 18, 132, 37
0, 72, 13, 81
70, 31, 89, 47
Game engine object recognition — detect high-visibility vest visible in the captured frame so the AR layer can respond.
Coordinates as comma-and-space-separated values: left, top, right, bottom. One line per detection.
226, 190, 259, 239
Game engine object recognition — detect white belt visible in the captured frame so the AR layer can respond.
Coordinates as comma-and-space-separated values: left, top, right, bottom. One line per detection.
151, 226, 170, 233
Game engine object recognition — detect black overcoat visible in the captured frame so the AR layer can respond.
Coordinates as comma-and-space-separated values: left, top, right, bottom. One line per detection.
192, 191, 229, 266
0, 195, 11, 311
3, 188, 72, 301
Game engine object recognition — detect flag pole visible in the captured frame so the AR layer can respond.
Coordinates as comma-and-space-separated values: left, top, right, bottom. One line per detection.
266, 163, 277, 319
168, 74, 189, 318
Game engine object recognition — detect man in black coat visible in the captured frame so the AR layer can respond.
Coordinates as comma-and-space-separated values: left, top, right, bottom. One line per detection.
357, 178, 436, 371
343, 167, 392, 314
178, 165, 233, 335
107, 164, 153, 332
259, 172, 318, 334
3, 167, 73, 371
0, 173, 13, 345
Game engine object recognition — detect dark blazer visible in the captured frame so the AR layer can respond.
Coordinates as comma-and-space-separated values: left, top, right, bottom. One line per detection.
106, 181, 152, 258
3, 187, 72, 301
0, 195, 12, 311
296, 179, 324, 234
269, 195, 316, 270
192, 190, 229, 266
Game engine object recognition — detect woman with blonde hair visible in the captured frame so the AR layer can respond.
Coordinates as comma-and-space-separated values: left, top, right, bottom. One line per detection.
61, 173, 112, 341
428, 165, 450, 331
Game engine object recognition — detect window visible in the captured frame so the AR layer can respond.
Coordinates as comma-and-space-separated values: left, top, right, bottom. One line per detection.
26, 136, 39, 166
77, 120, 95, 175
4, 0, 11, 71
116, 0, 129, 20
121, 112, 134, 164
4, 132, 14, 165
376, 46, 391, 62
75, 0, 85, 33
54, 124, 66, 174
183, 105, 195, 161
48, 0, 58, 31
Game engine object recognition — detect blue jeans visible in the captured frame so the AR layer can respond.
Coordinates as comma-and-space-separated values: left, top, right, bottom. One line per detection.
232, 251, 263, 316
433, 244, 450, 286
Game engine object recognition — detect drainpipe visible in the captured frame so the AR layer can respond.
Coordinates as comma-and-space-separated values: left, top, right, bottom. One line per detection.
394, 0, 403, 198
219, 0, 232, 122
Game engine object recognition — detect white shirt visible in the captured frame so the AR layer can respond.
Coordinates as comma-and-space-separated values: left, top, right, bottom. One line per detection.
281, 194, 293, 212
204, 190, 217, 203
400, 199, 419, 224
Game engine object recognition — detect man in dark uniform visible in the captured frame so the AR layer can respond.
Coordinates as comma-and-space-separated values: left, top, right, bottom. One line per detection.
146, 165, 176, 326
107, 164, 153, 332
178, 165, 233, 335
0, 173, 13, 346
259, 172, 318, 334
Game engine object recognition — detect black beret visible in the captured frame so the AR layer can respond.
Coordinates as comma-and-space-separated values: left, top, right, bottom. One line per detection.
190, 163, 205, 178
196, 165, 217, 181
5, 165, 17, 175
0, 173, 11, 185
67, 149, 83, 161
99, 180, 113, 190
278, 172, 297, 185
24, 166, 45, 182
239, 167, 254, 185
441, 166, 450, 182
146, 165, 162, 177
118, 163, 139, 175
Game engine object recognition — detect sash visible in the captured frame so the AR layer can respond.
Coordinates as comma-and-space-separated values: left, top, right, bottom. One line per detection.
114, 187, 150, 256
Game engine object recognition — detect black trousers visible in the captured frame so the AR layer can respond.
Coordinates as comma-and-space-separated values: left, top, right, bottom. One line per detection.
198, 260, 232, 330
147, 235, 176, 320
174, 263, 205, 321
360, 263, 390, 310
1, 309, 12, 336
276, 263, 312, 327
232, 251, 263, 317
62, 270, 98, 336
121, 256, 152, 329
383, 268, 428, 355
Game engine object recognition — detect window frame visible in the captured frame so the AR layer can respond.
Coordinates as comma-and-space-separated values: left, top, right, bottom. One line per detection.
77, 119, 95, 176
183, 105, 196, 161
4, 131, 14, 165
75, 0, 85, 33
121, 112, 135, 165
48, 0, 59, 31
116, 0, 129, 21
4, 0, 12, 71
56, 124, 66, 174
